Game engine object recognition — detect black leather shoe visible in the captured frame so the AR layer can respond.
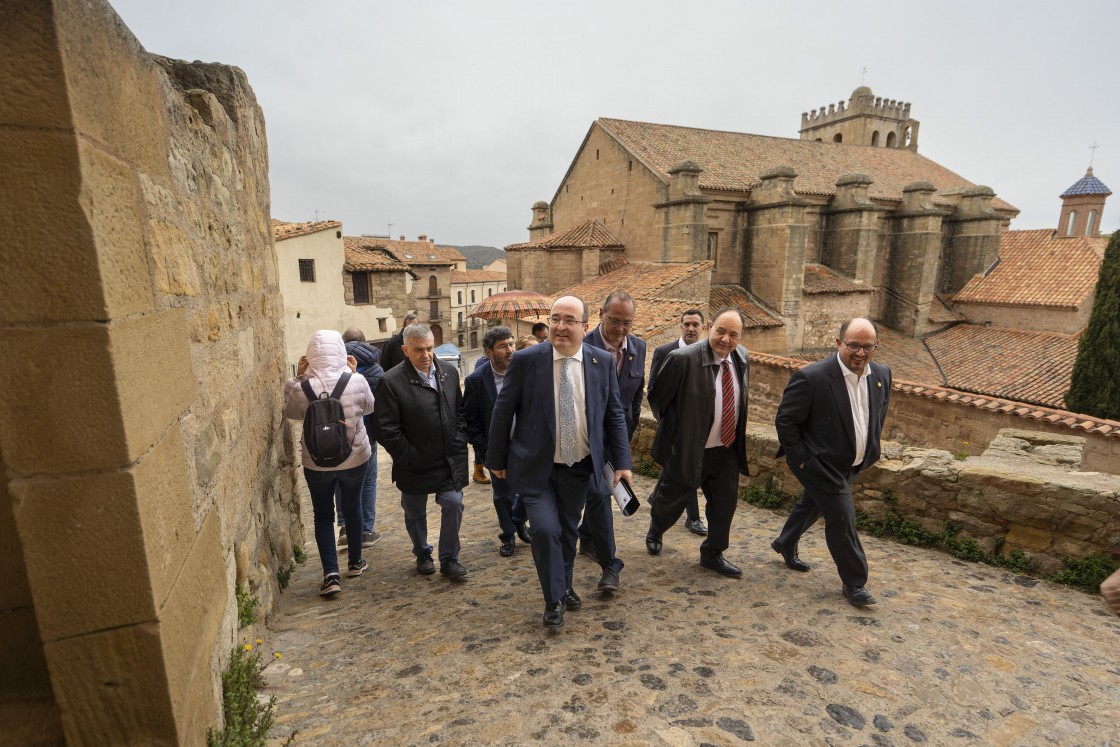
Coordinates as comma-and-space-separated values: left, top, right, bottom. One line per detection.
685, 518, 708, 536
543, 601, 565, 627
700, 554, 743, 578
645, 523, 663, 555
416, 554, 436, 575
597, 570, 620, 592
439, 559, 469, 579
499, 540, 514, 557
842, 585, 876, 607
563, 589, 582, 611
516, 525, 532, 544
771, 539, 810, 572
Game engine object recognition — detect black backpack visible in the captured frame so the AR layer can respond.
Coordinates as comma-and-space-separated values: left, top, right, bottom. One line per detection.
301, 373, 353, 467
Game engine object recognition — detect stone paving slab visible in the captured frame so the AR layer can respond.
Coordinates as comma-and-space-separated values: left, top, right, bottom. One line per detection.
263, 452, 1120, 746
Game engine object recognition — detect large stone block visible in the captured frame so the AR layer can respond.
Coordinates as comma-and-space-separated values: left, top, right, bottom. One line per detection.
0, 309, 195, 474
0, 1, 70, 129
53, 0, 170, 179
159, 509, 225, 739
44, 622, 178, 746
0, 605, 53, 700
11, 424, 194, 641
0, 131, 152, 324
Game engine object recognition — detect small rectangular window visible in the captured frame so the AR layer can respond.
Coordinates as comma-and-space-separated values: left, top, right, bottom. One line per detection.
471, 289, 476, 303
353, 271, 370, 304
707, 232, 718, 262
457, 291, 463, 305
298, 259, 315, 282
377, 317, 387, 333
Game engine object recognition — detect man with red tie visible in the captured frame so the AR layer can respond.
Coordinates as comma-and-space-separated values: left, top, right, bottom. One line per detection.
645, 307, 751, 577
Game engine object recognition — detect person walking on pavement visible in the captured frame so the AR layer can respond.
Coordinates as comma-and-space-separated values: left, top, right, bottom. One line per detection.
464, 326, 531, 557
487, 296, 633, 627
373, 323, 471, 581
283, 330, 374, 596
649, 308, 709, 537
645, 308, 751, 578
771, 317, 892, 607
334, 327, 384, 549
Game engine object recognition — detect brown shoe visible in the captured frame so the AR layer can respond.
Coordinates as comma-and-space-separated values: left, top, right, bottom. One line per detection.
473, 464, 491, 484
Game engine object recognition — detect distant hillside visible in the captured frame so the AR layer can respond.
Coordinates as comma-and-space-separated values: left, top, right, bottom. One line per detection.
445, 245, 506, 270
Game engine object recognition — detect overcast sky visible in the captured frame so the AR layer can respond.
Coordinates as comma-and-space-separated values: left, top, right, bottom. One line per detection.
112, 0, 1119, 249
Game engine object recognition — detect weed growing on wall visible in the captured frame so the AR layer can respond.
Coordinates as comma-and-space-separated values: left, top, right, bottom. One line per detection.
742, 474, 797, 509
293, 545, 307, 564
207, 645, 294, 747
236, 587, 258, 629
276, 562, 295, 591
634, 457, 661, 479
1047, 554, 1119, 593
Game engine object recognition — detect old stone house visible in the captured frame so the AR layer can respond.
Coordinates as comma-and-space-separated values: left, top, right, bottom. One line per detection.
449, 269, 507, 350
512, 87, 1018, 355
272, 220, 404, 372
342, 235, 418, 342
361, 236, 467, 346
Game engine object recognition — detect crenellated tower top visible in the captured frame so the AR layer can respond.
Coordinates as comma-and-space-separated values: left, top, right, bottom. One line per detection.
799, 86, 919, 151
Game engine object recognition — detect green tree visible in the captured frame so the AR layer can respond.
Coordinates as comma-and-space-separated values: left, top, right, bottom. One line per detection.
1065, 231, 1120, 419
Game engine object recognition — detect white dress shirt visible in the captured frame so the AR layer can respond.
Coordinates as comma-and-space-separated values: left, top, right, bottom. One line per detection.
553, 346, 590, 463
705, 353, 741, 448
837, 352, 870, 466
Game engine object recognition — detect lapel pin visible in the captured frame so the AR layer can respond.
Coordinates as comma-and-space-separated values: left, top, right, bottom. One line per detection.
628, 355, 633, 362
877, 381, 882, 388
592, 357, 598, 364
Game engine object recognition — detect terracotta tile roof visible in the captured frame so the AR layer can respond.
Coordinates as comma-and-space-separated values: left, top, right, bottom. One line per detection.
749, 351, 1120, 440
1060, 168, 1111, 197
505, 219, 624, 251
451, 270, 507, 284
596, 118, 1017, 213
360, 238, 466, 266
929, 294, 964, 324
272, 218, 342, 241
556, 260, 713, 304
802, 264, 874, 294
342, 237, 415, 274
953, 229, 1104, 309
782, 326, 944, 386
924, 324, 1079, 409
708, 285, 784, 328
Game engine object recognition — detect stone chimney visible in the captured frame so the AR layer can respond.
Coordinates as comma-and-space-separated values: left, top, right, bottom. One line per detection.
528, 200, 553, 241
418, 234, 427, 242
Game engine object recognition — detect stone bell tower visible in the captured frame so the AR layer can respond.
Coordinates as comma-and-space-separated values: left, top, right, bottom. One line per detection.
800, 86, 919, 151
1058, 167, 1111, 238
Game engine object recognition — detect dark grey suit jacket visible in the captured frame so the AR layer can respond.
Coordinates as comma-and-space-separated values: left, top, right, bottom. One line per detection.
775, 356, 891, 493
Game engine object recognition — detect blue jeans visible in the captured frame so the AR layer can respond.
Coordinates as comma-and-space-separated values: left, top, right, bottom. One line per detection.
305, 462, 366, 576
336, 444, 378, 533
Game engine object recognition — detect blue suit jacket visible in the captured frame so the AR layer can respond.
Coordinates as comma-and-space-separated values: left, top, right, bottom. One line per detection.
584, 327, 646, 438
486, 341, 633, 497
463, 358, 497, 462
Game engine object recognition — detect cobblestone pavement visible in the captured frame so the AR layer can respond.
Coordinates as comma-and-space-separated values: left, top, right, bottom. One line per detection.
263, 450, 1120, 746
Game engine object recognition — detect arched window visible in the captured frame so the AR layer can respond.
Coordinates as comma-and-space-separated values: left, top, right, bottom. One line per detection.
1088, 209, 1098, 235
833, 133, 843, 143
886, 132, 897, 148
871, 130, 880, 146
1067, 211, 1078, 236
428, 275, 437, 295
904, 126, 912, 147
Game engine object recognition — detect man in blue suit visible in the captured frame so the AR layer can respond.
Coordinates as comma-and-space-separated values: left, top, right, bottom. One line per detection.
488, 296, 634, 628
577, 292, 645, 593
464, 326, 530, 557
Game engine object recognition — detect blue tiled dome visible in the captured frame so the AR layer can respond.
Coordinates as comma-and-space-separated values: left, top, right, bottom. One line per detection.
1060, 168, 1111, 197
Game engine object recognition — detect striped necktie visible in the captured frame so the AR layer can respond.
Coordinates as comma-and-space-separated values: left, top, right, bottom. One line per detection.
720, 359, 735, 447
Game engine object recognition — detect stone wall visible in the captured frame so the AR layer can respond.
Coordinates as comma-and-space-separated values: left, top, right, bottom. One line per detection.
952, 300, 1090, 335
0, 0, 298, 741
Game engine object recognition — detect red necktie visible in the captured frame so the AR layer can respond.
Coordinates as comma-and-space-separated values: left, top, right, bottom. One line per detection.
720, 359, 736, 447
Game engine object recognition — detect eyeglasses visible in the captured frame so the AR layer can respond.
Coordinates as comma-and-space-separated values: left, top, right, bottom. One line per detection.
550, 316, 583, 328
604, 316, 633, 328
841, 342, 878, 353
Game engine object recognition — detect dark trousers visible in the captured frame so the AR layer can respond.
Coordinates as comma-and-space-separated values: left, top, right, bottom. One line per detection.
523, 457, 593, 605
576, 490, 624, 573
304, 462, 367, 576
649, 446, 739, 562
775, 467, 868, 587
490, 472, 526, 542
401, 487, 464, 563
